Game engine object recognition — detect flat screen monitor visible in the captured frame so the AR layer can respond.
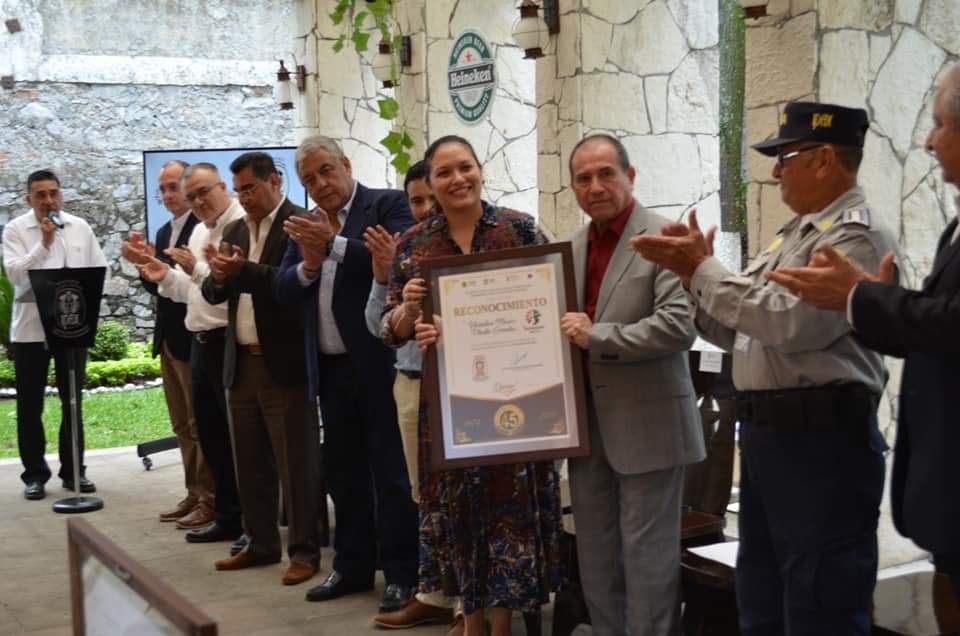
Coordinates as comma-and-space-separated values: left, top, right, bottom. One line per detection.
142, 146, 307, 242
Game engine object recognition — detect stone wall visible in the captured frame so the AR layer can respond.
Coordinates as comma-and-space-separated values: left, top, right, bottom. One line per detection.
745, 0, 959, 567
301, 0, 539, 216
534, 0, 735, 267
0, 0, 294, 337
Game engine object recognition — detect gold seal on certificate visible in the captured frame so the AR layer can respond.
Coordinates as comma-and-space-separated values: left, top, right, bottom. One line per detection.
421, 244, 589, 469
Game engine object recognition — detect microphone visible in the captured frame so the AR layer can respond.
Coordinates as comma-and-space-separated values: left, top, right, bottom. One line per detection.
47, 209, 64, 229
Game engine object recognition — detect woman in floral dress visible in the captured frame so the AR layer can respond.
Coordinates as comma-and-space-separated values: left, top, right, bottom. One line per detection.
381, 135, 564, 636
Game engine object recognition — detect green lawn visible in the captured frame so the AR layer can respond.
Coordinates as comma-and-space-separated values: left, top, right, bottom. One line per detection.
0, 387, 171, 459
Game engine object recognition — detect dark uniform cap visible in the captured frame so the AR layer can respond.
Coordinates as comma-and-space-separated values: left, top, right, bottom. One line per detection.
751, 102, 869, 157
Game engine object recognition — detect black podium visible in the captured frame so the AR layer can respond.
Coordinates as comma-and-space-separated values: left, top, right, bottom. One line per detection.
28, 266, 106, 514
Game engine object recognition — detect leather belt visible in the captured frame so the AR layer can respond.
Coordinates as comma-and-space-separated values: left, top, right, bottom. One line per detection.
239, 343, 264, 356
398, 369, 421, 380
193, 327, 226, 344
736, 383, 878, 432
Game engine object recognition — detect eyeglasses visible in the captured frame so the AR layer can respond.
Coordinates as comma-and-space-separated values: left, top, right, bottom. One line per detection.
776, 145, 823, 168
185, 184, 219, 202
234, 182, 261, 198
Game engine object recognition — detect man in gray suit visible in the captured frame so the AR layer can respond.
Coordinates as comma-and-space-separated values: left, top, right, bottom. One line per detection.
561, 134, 705, 636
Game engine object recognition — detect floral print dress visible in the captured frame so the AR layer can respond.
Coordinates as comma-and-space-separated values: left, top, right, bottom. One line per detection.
382, 203, 565, 613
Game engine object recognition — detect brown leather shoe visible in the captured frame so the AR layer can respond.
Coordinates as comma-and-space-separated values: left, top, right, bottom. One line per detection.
175, 505, 214, 530
214, 551, 281, 571
281, 560, 317, 586
373, 599, 455, 629
159, 498, 197, 522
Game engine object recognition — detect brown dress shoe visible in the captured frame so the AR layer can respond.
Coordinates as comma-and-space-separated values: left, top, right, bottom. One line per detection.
373, 599, 455, 629
159, 498, 197, 522
175, 505, 214, 530
214, 551, 281, 571
281, 560, 317, 586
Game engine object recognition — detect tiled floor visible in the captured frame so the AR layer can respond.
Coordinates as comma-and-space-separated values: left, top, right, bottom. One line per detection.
0, 447, 515, 636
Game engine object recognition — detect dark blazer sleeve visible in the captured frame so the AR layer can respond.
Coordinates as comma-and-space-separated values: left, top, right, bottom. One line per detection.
338, 189, 413, 281
274, 234, 316, 305
852, 279, 960, 354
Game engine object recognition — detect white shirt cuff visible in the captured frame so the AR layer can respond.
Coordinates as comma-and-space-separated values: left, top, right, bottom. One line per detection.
845, 283, 858, 328
328, 235, 348, 264
297, 261, 319, 287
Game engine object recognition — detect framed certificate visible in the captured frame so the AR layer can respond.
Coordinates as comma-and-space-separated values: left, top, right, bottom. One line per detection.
421, 243, 589, 469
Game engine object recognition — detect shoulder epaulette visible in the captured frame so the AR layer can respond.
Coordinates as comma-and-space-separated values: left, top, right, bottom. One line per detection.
840, 208, 871, 227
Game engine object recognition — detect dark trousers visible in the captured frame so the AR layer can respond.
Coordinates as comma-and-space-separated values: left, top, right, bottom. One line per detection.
190, 331, 241, 530
227, 351, 320, 563
14, 342, 87, 484
317, 353, 418, 586
736, 418, 885, 636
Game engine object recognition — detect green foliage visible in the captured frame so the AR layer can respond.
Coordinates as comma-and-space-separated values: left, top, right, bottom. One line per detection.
89, 320, 130, 361
0, 340, 160, 389
0, 272, 13, 355
326, 0, 416, 174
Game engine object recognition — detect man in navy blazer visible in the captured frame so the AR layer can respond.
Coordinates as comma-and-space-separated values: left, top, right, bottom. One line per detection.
769, 65, 960, 599
122, 159, 214, 528
274, 135, 418, 613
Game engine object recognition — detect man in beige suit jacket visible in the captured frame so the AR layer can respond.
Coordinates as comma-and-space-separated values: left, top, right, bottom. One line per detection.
561, 134, 706, 636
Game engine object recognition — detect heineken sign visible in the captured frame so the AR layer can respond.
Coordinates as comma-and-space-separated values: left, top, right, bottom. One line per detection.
448, 29, 497, 126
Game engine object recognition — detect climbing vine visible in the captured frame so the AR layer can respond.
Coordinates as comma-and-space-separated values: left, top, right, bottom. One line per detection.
329, 0, 415, 173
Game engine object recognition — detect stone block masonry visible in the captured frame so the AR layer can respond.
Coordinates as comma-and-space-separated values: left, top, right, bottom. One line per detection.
0, 0, 295, 339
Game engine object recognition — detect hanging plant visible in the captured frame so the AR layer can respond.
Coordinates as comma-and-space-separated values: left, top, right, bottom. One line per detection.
329, 0, 416, 173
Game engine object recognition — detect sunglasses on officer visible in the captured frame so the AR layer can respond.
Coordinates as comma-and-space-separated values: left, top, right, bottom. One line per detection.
776, 145, 824, 168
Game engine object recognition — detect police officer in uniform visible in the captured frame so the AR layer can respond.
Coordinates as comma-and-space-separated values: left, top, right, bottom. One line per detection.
631, 102, 897, 635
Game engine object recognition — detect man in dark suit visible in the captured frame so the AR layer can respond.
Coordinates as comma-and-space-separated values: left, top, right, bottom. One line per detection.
274, 136, 418, 613
768, 65, 960, 600
199, 152, 320, 586
122, 160, 214, 528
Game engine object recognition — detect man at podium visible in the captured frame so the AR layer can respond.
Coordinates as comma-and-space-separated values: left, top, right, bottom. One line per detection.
2, 169, 106, 501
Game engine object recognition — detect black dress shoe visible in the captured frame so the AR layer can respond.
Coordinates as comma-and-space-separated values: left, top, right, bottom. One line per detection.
24, 481, 45, 500
184, 522, 243, 543
305, 570, 373, 602
229, 534, 249, 556
379, 583, 416, 613
61, 476, 96, 493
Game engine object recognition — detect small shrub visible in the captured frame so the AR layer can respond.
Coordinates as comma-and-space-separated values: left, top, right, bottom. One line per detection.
89, 320, 130, 361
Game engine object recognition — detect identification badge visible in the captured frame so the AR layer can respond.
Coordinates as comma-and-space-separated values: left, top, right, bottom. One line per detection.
699, 351, 723, 374
734, 332, 750, 352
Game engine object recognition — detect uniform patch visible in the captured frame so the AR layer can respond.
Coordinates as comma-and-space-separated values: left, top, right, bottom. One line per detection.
841, 209, 871, 227
764, 236, 784, 254
818, 218, 835, 232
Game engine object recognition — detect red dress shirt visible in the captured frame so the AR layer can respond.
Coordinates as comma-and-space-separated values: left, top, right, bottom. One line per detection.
585, 202, 634, 320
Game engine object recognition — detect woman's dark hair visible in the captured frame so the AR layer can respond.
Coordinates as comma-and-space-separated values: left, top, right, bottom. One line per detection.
423, 135, 481, 181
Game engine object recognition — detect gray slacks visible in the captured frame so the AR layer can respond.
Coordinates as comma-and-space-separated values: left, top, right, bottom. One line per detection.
569, 422, 684, 636
226, 350, 320, 563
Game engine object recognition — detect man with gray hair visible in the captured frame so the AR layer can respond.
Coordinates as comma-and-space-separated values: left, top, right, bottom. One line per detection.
768, 65, 960, 601
274, 136, 418, 613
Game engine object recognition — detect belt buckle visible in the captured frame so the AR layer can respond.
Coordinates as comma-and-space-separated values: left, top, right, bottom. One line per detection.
195, 331, 208, 344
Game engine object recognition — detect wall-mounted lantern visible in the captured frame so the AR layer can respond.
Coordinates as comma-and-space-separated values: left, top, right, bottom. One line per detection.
511, 0, 559, 60
274, 59, 307, 111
